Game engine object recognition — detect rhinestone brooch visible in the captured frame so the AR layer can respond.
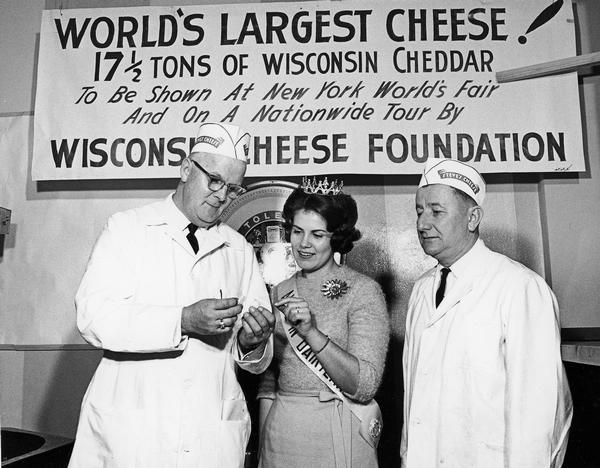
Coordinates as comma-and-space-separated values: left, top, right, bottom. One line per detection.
369, 418, 382, 440
321, 279, 349, 299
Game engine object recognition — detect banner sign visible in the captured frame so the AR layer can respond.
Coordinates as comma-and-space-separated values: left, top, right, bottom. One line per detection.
32, 0, 584, 180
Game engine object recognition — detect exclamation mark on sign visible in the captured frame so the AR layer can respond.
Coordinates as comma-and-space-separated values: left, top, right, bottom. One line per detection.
518, 0, 564, 44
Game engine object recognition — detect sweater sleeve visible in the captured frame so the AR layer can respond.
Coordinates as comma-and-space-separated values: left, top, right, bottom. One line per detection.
345, 277, 390, 402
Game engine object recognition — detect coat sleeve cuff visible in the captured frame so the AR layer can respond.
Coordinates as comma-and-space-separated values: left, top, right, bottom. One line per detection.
234, 335, 273, 374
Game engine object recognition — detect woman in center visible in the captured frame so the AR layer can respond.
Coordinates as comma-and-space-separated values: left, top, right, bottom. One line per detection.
257, 178, 390, 468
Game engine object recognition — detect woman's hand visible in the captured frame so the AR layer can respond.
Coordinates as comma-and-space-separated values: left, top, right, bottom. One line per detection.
275, 295, 359, 394
274, 296, 315, 338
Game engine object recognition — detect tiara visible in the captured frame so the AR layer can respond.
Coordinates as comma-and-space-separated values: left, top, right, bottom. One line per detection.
301, 176, 343, 195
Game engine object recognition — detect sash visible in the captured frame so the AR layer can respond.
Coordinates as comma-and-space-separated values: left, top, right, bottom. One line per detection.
275, 275, 383, 449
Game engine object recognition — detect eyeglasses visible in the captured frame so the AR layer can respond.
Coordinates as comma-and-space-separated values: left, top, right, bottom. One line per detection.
190, 159, 247, 199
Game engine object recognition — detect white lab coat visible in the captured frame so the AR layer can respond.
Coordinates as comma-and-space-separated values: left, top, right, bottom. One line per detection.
69, 195, 272, 468
401, 240, 572, 468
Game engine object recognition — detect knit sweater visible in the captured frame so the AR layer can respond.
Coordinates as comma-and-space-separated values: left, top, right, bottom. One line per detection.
258, 264, 390, 403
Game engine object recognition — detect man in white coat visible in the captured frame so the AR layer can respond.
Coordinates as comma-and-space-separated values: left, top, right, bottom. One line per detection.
69, 123, 275, 468
401, 159, 572, 467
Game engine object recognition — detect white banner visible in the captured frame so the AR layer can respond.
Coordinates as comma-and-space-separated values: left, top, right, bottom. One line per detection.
32, 0, 584, 180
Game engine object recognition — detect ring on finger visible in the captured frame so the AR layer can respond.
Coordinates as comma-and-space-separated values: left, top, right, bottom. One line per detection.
218, 318, 225, 330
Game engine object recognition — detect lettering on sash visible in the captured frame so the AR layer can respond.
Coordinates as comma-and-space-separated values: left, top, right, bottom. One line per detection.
277, 281, 342, 394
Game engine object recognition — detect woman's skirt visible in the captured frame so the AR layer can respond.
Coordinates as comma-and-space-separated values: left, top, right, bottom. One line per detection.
258, 390, 378, 468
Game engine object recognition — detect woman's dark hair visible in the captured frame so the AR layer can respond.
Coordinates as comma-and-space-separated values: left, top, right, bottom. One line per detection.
282, 187, 362, 254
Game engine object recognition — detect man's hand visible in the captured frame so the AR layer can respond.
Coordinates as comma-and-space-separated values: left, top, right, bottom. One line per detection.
238, 306, 275, 353
181, 297, 242, 335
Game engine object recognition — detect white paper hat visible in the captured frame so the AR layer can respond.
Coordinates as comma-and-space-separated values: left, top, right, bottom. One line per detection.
418, 159, 486, 205
190, 123, 250, 163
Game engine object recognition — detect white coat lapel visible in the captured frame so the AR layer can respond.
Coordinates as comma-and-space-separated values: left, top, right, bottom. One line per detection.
148, 222, 195, 257
138, 195, 229, 259
425, 240, 490, 326
195, 228, 227, 260
168, 225, 196, 255
163, 223, 226, 259
428, 274, 474, 326
139, 195, 201, 256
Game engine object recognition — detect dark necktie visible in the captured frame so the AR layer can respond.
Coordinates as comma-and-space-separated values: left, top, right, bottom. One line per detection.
186, 223, 199, 254
435, 267, 451, 308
